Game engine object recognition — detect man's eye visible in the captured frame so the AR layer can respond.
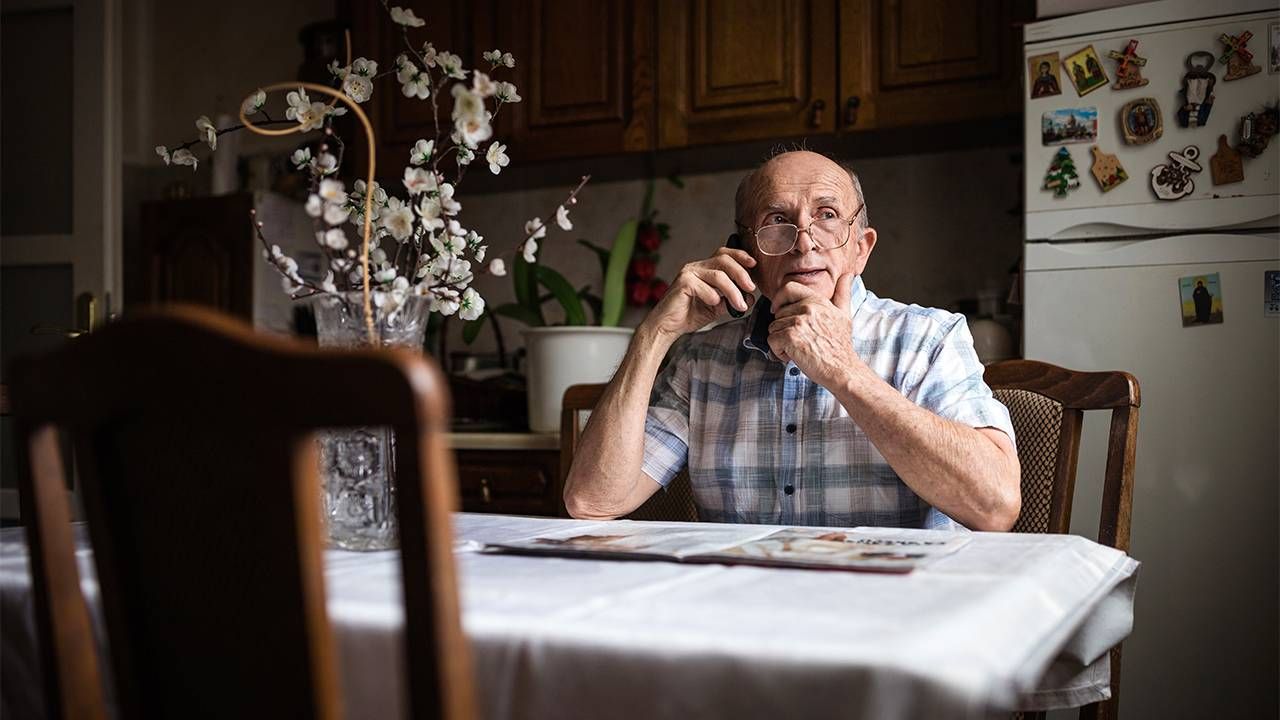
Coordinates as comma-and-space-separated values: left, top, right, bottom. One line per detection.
768, 214, 789, 225
818, 209, 838, 220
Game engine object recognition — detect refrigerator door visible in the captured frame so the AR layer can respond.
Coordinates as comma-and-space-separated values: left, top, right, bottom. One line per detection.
1024, 232, 1279, 717
1023, 7, 1279, 240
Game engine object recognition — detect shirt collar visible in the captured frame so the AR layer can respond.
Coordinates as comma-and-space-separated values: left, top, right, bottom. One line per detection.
742, 275, 869, 360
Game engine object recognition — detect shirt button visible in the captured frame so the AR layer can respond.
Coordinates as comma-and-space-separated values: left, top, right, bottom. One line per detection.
789, 367, 800, 377
783, 484, 795, 495
786, 423, 797, 434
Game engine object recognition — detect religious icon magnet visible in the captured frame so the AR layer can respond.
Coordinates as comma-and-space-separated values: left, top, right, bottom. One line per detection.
1027, 52, 1063, 99
1151, 145, 1202, 201
1265, 270, 1280, 317
1179, 273, 1223, 327
1090, 146, 1128, 192
1064, 45, 1109, 97
1269, 22, 1280, 74
1108, 39, 1149, 90
1041, 107, 1097, 146
1218, 30, 1261, 81
1120, 98, 1163, 145
1177, 52, 1217, 128
1209, 135, 1244, 186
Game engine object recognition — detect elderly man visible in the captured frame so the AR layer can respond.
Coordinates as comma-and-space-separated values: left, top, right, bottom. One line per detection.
563, 151, 1020, 531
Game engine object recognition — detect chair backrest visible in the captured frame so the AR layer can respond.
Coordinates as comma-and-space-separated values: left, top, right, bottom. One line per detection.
985, 359, 1140, 720
11, 306, 475, 720
559, 383, 699, 522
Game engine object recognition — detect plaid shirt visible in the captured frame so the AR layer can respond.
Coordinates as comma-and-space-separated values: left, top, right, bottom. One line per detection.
642, 276, 1014, 530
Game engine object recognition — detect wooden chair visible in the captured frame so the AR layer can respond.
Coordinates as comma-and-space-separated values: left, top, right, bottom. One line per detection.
984, 359, 1141, 720
559, 383, 699, 522
11, 306, 475, 720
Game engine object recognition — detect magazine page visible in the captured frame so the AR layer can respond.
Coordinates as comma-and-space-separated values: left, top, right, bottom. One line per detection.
483, 521, 777, 562
690, 527, 971, 573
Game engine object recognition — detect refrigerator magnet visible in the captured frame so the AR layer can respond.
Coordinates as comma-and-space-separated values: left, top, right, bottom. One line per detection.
1107, 40, 1149, 90
1269, 22, 1279, 74
1090, 146, 1128, 192
1027, 52, 1063, 99
1177, 52, 1217, 128
1265, 271, 1279, 317
1043, 147, 1081, 198
1179, 274, 1223, 327
1237, 107, 1279, 158
1210, 135, 1244, 186
1042, 107, 1097, 145
1150, 145, 1202, 201
1218, 30, 1261, 81
1064, 45, 1109, 96
1120, 98, 1163, 145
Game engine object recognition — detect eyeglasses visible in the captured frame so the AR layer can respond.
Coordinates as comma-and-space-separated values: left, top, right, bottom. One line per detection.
743, 203, 865, 256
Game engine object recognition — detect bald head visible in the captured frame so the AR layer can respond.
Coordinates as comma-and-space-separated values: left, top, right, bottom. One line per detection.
734, 151, 870, 233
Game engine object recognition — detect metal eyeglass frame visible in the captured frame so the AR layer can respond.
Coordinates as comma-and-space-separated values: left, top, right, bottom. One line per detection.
738, 202, 866, 257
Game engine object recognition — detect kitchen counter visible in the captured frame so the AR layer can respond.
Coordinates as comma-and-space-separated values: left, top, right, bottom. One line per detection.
446, 432, 559, 451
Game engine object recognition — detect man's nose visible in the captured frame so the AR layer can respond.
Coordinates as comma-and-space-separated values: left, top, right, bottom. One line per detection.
793, 224, 819, 254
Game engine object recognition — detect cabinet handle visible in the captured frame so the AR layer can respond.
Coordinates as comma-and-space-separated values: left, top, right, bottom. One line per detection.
844, 96, 861, 128
808, 99, 826, 128
480, 478, 492, 504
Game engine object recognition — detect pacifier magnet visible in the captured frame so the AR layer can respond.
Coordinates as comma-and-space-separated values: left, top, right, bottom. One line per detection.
1177, 52, 1217, 129
1150, 145, 1203, 201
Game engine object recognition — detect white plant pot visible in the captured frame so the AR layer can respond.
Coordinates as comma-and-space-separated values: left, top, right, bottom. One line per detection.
522, 326, 634, 433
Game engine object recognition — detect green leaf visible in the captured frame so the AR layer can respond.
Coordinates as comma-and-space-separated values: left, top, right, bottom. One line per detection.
667, 173, 685, 189
462, 314, 487, 344
577, 239, 611, 277
512, 255, 546, 325
492, 303, 543, 326
602, 219, 637, 327
534, 264, 587, 326
580, 290, 603, 326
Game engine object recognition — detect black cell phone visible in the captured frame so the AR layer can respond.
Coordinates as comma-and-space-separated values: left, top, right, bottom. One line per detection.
725, 233, 747, 317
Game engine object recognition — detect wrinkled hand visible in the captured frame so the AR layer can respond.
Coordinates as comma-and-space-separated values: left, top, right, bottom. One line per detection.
642, 247, 757, 341
768, 273, 861, 388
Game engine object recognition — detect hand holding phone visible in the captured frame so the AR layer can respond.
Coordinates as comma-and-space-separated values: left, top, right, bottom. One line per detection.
725, 233, 750, 318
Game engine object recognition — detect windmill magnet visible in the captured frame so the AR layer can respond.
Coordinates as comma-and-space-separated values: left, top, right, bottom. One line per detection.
1090, 146, 1128, 192
1177, 52, 1217, 129
1218, 30, 1261, 81
1108, 40, 1149, 90
1150, 145, 1203, 201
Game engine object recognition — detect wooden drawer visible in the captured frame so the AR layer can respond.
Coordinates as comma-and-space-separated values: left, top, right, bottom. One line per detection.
455, 449, 562, 516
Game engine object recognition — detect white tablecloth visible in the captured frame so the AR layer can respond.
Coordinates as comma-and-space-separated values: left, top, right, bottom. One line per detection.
0, 514, 1139, 719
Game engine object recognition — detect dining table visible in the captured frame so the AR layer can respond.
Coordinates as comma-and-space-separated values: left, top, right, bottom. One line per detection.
0, 513, 1139, 719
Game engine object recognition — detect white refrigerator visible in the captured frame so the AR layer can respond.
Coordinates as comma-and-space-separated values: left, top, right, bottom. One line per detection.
1022, 1, 1279, 717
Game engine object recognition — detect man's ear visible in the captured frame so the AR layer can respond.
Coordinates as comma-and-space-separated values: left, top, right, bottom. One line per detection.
852, 226, 877, 275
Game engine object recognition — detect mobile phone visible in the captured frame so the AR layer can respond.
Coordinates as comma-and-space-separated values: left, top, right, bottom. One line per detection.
725, 233, 748, 317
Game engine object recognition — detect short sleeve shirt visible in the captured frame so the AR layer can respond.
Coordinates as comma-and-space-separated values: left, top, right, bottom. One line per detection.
641, 276, 1015, 530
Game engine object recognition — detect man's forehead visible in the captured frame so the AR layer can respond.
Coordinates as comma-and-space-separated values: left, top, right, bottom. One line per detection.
751, 156, 855, 207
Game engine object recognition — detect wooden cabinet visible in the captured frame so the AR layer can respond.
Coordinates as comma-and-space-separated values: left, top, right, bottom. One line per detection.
137, 194, 255, 320
839, 0, 1028, 131
657, 0, 837, 148
455, 448, 564, 516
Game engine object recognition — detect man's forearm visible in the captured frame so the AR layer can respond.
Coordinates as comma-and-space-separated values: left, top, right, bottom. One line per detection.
831, 365, 1021, 531
563, 325, 675, 519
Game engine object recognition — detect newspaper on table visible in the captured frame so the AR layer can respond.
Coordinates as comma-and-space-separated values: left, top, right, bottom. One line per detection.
482, 522, 970, 574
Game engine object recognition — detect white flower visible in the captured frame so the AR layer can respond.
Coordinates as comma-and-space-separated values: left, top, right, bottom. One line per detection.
402, 166, 437, 195
380, 197, 415, 241
371, 247, 388, 265
374, 265, 398, 283
474, 244, 487, 263
241, 88, 266, 116
195, 115, 217, 150
319, 178, 346, 204
444, 257, 471, 283
451, 84, 485, 123
437, 51, 465, 79
401, 70, 430, 100
170, 148, 198, 171
472, 71, 497, 98
291, 147, 312, 169
431, 232, 464, 256
454, 115, 492, 148
351, 57, 377, 77
315, 152, 337, 175
285, 89, 326, 131
501, 52, 515, 68
389, 6, 425, 27
522, 238, 538, 263
495, 81, 521, 103
524, 217, 547, 241
433, 292, 460, 316
455, 145, 474, 165
488, 258, 506, 276
323, 202, 350, 226
438, 183, 461, 214
483, 49, 503, 65
327, 58, 344, 77
416, 194, 445, 232
322, 227, 349, 250
459, 287, 485, 321
395, 54, 415, 83
320, 271, 338, 293
343, 74, 373, 103
421, 42, 439, 68
156, 145, 170, 165
555, 204, 573, 231
409, 139, 434, 165
486, 142, 509, 175
305, 193, 323, 218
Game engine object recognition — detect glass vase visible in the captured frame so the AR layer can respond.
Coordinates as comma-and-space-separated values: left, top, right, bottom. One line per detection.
313, 292, 430, 550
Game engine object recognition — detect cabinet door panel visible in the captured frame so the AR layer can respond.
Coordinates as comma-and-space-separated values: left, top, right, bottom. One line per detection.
659, 0, 836, 148
879, 0, 997, 88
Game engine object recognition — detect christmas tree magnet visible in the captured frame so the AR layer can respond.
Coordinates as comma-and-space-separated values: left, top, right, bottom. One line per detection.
1150, 145, 1202, 201
1090, 146, 1128, 192
1218, 31, 1261, 81
1043, 147, 1081, 198
1108, 40, 1149, 89
1177, 52, 1217, 128
1210, 135, 1244, 186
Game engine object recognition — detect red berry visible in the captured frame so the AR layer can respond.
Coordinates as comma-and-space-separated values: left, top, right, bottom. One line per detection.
627, 281, 650, 306
637, 224, 661, 252
649, 279, 669, 302
630, 256, 656, 281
